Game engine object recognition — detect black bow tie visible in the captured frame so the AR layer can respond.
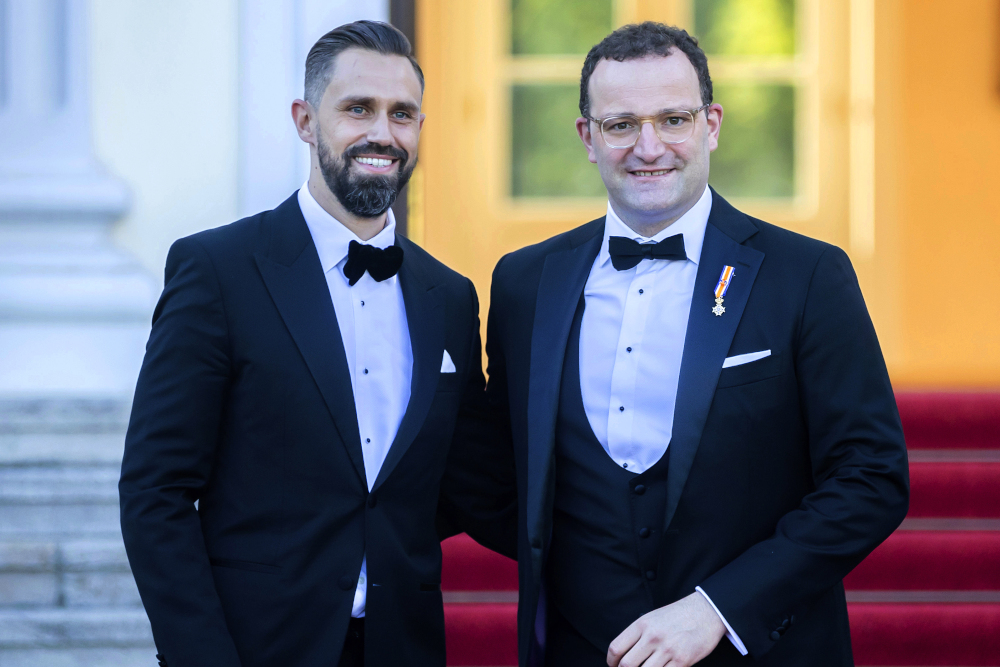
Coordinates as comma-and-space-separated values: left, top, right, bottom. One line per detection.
608, 235, 687, 271
343, 240, 404, 286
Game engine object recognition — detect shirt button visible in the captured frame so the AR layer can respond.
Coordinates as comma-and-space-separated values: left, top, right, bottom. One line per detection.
619, 406, 625, 412
360, 300, 365, 306
363, 368, 369, 375
366, 438, 371, 444
626, 347, 632, 353
638, 289, 644, 295
622, 462, 628, 469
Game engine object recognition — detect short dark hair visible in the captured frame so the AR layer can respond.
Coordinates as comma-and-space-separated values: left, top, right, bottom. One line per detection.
579, 22, 712, 118
304, 20, 424, 107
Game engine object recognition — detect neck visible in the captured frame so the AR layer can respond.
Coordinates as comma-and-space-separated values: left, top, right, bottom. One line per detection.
610, 190, 703, 238
307, 171, 388, 242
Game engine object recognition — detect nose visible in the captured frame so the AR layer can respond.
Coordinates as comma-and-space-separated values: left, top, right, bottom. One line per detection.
631, 121, 667, 162
365, 111, 394, 146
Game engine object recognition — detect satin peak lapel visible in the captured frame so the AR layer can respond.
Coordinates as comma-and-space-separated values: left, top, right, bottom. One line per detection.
371, 251, 444, 492
255, 246, 366, 486
526, 226, 603, 563
664, 221, 763, 531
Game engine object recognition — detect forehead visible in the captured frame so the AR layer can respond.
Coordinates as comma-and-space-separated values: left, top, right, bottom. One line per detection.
588, 52, 702, 116
323, 48, 423, 105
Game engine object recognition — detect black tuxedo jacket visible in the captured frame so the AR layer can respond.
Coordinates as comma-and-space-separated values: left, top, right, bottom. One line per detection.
120, 193, 487, 667
446, 191, 909, 666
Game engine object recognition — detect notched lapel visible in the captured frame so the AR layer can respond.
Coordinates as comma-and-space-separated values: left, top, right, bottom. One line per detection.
371, 255, 444, 492
665, 221, 764, 531
526, 227, 603, 560
254, 247, 367, 486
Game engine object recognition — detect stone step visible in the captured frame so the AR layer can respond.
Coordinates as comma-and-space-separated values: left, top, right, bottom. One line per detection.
0, 463, 122, 537
0, 399, 130, 435
0, 609, 154, 648
0, 504, 120, 538
0, 539, 140, 608
0, 465, 120, 504
0, 647, 157, 667
0, 433, 126, 466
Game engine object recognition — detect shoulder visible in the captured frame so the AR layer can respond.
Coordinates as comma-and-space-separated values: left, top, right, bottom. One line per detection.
396, 235, 467, 287
746, 217, 837, 265
396, 236, 478, 310
494, 217, 604, 281
170, 211, 266, 262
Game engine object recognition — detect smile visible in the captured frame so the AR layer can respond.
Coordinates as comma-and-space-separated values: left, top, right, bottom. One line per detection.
631, 169, 673, 177
354, 156, 396, 168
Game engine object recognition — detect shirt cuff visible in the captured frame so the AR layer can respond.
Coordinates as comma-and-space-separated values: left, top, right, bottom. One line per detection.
695, 586, 748, 656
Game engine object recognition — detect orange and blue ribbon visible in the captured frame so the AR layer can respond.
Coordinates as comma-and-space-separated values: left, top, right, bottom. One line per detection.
714, 265, 735, 300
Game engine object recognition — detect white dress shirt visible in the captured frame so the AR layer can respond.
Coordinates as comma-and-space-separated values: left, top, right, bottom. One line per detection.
298, 183, 412, 618
578, 186, 747, 655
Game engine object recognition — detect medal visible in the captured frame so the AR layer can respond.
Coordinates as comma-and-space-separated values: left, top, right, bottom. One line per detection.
713, 266, 735, 316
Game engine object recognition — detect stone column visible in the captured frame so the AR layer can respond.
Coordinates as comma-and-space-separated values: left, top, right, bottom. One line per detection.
0, 0, 156, 401
0, 2, 157, 661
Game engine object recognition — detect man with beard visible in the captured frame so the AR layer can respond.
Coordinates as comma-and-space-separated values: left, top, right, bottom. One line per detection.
120, 21, 496, 667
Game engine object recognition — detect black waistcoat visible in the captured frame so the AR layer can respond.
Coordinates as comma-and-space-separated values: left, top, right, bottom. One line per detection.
545, 297, 671, 656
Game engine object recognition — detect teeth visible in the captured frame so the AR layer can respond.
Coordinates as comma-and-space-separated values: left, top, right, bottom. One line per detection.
356, 157, 393, 167
634, 170, 670, 176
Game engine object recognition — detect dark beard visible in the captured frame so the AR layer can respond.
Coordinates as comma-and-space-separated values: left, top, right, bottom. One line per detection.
317, 137, 415, 218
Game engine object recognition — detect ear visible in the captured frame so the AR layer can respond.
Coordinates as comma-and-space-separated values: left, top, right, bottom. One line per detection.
577, 116, 598, 164
292, 99, 317, 146
706, 103, 723, 153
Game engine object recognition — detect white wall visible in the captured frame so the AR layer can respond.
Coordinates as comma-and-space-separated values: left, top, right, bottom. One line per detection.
90, 0, 388, 279
90, 0, 240, 278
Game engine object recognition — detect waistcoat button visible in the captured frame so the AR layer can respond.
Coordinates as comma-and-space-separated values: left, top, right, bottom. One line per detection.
633, 484, 646, 495
367, 494, 377, 508
638, 527, 651, 538
338, 575, 355, 591
645, 570, 656, 581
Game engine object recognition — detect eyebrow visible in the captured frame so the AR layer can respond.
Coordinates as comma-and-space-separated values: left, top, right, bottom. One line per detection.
338, 96, 420, 115
609, 107, 686, 117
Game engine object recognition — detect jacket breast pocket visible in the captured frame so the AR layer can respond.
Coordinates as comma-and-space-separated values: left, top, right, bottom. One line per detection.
717, 351, 783, 389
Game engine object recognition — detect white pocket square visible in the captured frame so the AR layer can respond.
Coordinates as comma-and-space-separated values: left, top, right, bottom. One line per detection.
722, 349, 771, 368
440, 350, 457, 373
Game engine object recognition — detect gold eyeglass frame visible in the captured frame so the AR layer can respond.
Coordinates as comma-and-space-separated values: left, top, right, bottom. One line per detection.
587, 104, 711, 149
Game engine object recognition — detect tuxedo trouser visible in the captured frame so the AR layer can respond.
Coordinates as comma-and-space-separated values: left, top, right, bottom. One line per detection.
338, 617, 365, 667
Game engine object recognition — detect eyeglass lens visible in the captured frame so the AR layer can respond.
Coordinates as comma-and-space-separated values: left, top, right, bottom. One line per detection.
601, 111, 697, 148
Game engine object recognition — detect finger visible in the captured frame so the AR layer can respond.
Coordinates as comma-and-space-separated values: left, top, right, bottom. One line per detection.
617, 638, 655, 667
607, 623, 643, 667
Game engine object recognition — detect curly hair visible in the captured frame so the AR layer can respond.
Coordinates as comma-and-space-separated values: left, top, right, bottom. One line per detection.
579, 22, 712, 118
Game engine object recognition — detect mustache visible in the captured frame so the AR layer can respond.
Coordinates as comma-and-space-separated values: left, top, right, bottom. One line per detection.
345, 142, 408, 163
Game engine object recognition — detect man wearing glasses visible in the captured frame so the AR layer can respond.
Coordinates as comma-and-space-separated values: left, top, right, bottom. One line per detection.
443, 21, 908, 667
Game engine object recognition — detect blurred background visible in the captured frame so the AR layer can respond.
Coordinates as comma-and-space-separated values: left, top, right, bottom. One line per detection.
0, 0, 998, 665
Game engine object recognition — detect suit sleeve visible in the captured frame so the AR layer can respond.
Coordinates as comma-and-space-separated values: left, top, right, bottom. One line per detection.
119, 237, 243, 667
698, 246, 909, 658
437, 271, 518, 559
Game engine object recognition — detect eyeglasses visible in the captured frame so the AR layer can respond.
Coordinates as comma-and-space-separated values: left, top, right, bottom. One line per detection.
587, 104, 710, 149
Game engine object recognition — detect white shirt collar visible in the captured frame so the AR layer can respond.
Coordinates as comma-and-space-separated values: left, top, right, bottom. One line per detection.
598, 185, 713, 268
297, 181, 397, 274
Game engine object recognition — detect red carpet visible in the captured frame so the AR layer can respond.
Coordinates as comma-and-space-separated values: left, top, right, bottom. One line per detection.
909, 462, 1000, 517
442, 392, 1000, 666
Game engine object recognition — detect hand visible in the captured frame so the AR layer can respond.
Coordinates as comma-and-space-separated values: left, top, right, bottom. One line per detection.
606, 592, 727, 667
